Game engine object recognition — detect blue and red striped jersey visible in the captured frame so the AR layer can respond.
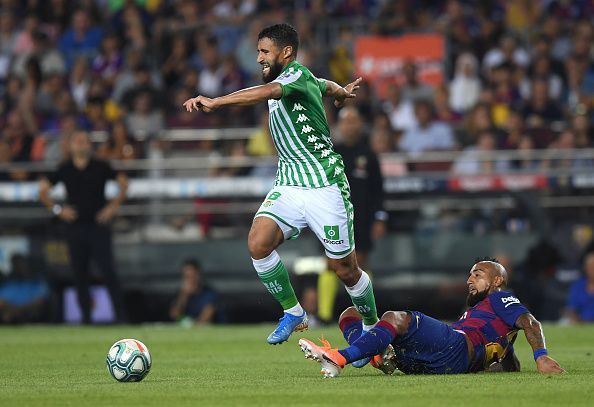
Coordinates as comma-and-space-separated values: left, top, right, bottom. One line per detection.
450, 290, 529, 372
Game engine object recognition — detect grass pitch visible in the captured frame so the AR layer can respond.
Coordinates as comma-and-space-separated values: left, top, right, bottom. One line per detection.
0, 324, 592, 406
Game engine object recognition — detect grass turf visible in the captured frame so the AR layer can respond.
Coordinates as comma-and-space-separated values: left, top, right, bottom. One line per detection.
0, 324, 592, 406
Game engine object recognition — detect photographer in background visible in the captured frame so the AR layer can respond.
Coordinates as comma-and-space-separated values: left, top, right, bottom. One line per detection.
169, 259, 219, 326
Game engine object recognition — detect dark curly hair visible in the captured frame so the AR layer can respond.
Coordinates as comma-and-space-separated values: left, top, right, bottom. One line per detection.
258, 23, 299, 56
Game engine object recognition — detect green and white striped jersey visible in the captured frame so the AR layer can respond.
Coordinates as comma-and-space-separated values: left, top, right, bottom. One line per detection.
268, 60, 345, 188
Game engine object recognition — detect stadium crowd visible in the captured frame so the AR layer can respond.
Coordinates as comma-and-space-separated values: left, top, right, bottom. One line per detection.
0, 0, 593, 179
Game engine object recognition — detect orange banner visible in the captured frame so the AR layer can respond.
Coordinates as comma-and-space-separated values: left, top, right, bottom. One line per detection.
355, 34, 445, 97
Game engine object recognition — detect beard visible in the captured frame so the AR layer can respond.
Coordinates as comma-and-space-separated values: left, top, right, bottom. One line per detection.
262, 61, 284, 83
466, 289, 489, 307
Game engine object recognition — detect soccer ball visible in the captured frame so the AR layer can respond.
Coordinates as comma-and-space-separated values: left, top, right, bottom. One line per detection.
106, 338, 152, 382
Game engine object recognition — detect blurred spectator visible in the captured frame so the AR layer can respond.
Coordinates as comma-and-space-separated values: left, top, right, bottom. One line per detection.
521, 55, 563, 102
0, 75, 23, 116
0, 254, 49, 324
0, 9, 17, 55
510, 135, 540, 172
197, 36, 223, 97
399, 100, 455, 154
400, 61, 434, 102
370, 126, 395, 155
520, 77, 563, 126
69, 57, 91, 110
220, 54, 248, 95
382, 83, 417, 133
452, 130, 509, 175
91, 32, 123, 89
13, 13, 39, 56
120, 64, 162, 112
160, 34, 190, 88
500, 110, 525, 149
166, 86, 212, 129
58, 9, 103, 69
571, 113, 592, 148
434, 84, 462, 124
540, 16, 571, 61
543, 130, 593, 171
565, 252, 594, 323
96, 120, 139, 161
125, 91, 164, 140
85, 96, 110, 131
482, 35, 529, 75
0, 139, 28, 181
459, 103, 496, 147
565, 54, 594, 111
449, 53, 481, 113
169, 259, 219, 325
3, 110, 34, 164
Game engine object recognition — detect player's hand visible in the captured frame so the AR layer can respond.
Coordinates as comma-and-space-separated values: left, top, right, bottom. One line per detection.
536, 355, 565, 374
334, 77, 362, 108
96, 204, 116, 224
371, 220, 386, 241
59, 205, 78, 223
183, 95, 218, 113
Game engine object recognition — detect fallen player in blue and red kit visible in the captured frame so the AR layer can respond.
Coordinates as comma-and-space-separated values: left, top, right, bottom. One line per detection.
299, 257, 565, 377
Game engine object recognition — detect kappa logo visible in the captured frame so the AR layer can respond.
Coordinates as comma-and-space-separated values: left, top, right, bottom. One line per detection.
501, 295, 520, 308
301, 124, 314, 134
323, 225, 344, 245
292, 103, 306, 111
296, 114, 309, 123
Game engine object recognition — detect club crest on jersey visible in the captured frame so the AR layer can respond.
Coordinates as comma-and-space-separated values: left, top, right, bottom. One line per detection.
501, 295, 520, 308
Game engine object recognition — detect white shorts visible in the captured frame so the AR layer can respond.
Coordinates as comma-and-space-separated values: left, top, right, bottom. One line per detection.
255, 182, 355, 259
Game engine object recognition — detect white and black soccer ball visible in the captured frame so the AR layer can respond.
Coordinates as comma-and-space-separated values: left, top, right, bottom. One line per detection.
106, 338, 152, 382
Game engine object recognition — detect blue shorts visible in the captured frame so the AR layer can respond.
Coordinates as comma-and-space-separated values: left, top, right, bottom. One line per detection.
392, 311, 469, 374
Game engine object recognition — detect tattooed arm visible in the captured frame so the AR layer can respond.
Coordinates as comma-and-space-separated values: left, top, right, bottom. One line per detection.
515, 313, 565, 374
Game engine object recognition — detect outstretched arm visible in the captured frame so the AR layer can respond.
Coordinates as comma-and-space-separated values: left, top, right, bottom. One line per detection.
515, 313, 565, 374
320, 77, 362, 108
183, 83, 282, 113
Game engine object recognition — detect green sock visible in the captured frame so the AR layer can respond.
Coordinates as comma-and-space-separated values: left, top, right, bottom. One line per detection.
345, 271, 378, 326
253, 252, 298, 310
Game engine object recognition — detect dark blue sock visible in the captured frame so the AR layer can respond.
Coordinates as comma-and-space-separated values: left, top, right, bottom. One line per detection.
339, 316, 363, 345
338, 321, 397, 364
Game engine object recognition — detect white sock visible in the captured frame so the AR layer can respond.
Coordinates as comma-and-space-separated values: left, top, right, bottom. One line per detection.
252, 251, 281, 274
345, 270, 371, 297
284, 303, 305, 316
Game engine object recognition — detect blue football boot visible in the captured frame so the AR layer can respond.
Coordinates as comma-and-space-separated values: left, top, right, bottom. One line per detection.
267, 311, 309, 345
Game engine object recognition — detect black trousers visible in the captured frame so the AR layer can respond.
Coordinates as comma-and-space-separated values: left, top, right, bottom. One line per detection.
66, 222, 124, 324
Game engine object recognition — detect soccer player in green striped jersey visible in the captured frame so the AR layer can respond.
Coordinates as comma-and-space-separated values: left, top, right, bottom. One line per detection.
183, 24, 379, 353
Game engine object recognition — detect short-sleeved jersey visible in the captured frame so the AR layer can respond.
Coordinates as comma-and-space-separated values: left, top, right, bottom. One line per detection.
450, 290, 529, 372
268, 60, 345, 188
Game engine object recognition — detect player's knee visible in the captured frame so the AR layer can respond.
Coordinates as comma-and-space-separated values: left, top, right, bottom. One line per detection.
381, 311, 409, 333
338, 306, 360, 324
247, 230, 273, 259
